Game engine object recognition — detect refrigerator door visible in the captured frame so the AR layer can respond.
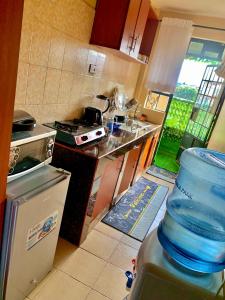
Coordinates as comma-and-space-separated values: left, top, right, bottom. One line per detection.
1, 165, 70, 300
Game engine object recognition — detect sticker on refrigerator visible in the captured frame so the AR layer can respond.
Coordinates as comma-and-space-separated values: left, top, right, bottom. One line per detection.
26, 211, 59, 250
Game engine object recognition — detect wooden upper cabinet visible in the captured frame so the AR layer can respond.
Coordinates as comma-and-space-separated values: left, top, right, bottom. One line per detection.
120, 0, 142, 56
90, 0, 131, 50
139, 8, 159, 63
128, 0, 150, 58
90, 0, 151, 62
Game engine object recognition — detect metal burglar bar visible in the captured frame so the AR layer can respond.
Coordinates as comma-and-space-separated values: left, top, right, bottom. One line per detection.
178, 65, 224, 159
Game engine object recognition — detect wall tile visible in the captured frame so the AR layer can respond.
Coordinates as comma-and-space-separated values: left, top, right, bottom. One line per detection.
48, 30, 66, 69
70, 75, 83, 103
43, 69, 61, 104
15, 62, 29, 104
62, 38, 76, 72
65, 0, 94, 42
81, 75, 100, 97
87, 49, 98, 65
19, 23, 32, 63
14, 0, 140, 123
95, 53, 106, 77
58, 71, 74, 103
76, 46, 89, 75
30, 21, 51, 66
26, 65, 47, 105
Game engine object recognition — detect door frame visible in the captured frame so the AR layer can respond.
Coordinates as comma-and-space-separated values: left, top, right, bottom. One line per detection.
152, 91, 174, 166
0, 0, 24, 242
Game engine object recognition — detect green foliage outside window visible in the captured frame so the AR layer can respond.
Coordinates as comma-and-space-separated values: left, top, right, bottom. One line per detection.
174, 85, 198, 102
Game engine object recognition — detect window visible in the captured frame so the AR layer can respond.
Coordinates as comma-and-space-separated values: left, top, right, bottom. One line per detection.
187, 38, 225, 62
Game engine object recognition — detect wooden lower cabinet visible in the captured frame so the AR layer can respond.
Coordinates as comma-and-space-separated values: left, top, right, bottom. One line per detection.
118, 143, 142, 194
145, 131, 160, 167
133, 131, 160, 182
50, 131, 160, 246
134, 136, 153, 181
93, 156, 123, 219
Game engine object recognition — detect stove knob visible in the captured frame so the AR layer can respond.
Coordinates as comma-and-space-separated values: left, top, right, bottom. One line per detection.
96, 130, 102, 136
81, 135, 88, 141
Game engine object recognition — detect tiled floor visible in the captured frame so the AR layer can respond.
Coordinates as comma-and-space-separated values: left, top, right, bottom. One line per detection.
27, 173, 173, 300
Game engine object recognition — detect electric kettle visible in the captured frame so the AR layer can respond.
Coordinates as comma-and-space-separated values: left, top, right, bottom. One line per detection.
83, 107, 103, 125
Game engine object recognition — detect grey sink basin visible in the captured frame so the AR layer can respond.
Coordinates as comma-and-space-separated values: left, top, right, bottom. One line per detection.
120, 120, 154, 134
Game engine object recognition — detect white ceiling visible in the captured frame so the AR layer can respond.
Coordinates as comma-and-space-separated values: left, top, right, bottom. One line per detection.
151, 0, 225, 19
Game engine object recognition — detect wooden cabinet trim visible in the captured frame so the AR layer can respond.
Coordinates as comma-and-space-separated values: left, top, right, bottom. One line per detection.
0, 0, 24, 242
129, 0, 150, 58
120, 0, 141, 55
90, 0, 130, 49
90, 0, 154, 63
139, 17, 159, 56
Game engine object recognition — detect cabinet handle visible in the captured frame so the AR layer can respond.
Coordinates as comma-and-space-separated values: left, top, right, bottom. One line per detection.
133, 145, 140, 149
127, 35, 134, 50
131, 35, 139, 52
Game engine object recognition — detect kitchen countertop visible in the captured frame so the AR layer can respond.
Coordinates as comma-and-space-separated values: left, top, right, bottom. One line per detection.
57, 123, 161, 159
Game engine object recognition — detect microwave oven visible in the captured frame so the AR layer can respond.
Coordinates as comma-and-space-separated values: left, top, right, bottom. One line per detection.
8, 125, 56, 182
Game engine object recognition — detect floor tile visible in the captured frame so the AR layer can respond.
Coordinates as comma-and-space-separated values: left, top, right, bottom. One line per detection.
81, 230, 119, 260
93, 263, 128, 300
86, 290, 110, 300
95, 222, 124, 241
28, 269, 57, 299
54, 237, 77, 268
29, 269, 90, 300
59, 248, 106, 287
120, 235, 142, 251
109, 243, 138, 271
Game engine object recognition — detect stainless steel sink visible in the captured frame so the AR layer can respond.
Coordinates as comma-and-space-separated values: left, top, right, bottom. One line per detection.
120, 120, 154, 135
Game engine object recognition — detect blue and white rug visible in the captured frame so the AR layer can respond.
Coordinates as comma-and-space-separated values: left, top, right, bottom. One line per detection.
102, 177, 169, 241
146, 165, 177, 184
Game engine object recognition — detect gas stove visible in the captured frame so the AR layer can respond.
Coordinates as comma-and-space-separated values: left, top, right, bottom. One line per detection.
44, 120, 106, 146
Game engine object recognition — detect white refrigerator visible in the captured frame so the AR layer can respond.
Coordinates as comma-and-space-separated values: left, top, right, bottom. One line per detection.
0, 165, 70, 300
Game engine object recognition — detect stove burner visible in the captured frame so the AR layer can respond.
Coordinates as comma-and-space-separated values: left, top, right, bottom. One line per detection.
54, 121, 79, 133
45, 120, 106, 146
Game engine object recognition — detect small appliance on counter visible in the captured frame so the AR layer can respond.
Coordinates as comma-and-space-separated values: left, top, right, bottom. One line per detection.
12, 110, 36, 132
0, 165, 71, 300
83, 107, 103, 125
8, 124, 56, 182
44, 120, 106, 146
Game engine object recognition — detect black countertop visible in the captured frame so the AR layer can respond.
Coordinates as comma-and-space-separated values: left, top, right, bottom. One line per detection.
57, 123, 161, 159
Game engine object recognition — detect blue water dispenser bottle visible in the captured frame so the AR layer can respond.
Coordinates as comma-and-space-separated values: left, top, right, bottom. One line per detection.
158, 147, 225, 273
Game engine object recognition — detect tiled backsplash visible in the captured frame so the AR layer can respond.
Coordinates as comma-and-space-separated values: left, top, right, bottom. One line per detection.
14, 0, 141, 123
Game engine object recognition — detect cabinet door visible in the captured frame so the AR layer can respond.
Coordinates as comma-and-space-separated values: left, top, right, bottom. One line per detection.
120, 0, 141, 55
129, 0, 150, 58
134, 137, 153, 181
145, 132, 160, 167
90, 0, 131, 50
93, 156, 123, 219
118, 144, 142, 194
139, 17, 159, 57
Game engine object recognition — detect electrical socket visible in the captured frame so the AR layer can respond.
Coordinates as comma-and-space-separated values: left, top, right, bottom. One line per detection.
88, 64, 96, 75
